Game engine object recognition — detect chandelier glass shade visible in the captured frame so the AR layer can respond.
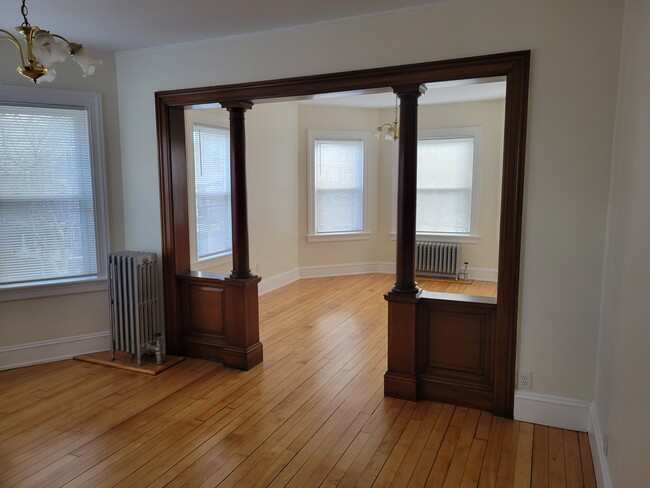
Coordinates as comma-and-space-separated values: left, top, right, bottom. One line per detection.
0, 0, 102, 84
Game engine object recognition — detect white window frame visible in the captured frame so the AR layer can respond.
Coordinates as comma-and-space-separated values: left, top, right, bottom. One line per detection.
390, 126, 482, 244
307, 130, 371, 242
0, 85, 109, 302
184, 109, 233, 271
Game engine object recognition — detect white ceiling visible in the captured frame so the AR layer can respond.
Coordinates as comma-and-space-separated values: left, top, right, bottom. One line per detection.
4, 1, 505, 107
0, 0, 446, 53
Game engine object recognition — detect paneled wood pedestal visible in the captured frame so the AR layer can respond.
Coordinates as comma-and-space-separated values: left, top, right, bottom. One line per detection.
178, 271, 262, 370
385, 290, 501, 414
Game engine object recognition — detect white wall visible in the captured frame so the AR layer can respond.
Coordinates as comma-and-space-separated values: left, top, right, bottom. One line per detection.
186, 104, 300, 280
593, 0, 650, 485
0, 51, 123, 355
115, 0, 623, 402
297, 106, 381, 267
247, 103, 301, 279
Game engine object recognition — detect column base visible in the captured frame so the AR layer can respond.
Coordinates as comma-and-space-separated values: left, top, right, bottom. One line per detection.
223, 342, 263, 370
384, 371, 418, 401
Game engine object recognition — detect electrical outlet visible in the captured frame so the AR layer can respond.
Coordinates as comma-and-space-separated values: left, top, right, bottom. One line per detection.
255, 263, 261, 275
518, 370, 532, 390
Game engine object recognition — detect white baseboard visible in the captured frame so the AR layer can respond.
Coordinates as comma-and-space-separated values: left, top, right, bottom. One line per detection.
514, 391, 591, 431
0, 331, 110, 371
588, 404, 612, 488
375, 262, 396, 274
468, 267, 498, 282
258, 268, 300, 296
299, 262, 388, 279
260, 262, 496, 290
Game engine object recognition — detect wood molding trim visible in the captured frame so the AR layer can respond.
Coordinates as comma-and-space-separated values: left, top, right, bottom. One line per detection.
156, 51, 529, 107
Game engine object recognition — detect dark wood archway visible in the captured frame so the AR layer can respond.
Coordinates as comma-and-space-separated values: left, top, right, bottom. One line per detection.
155, 50, 529, 417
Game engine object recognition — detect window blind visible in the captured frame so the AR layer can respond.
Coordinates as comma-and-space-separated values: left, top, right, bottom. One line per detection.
416, 137, 474, 234
314, 139, 364, 233
193, 124, 232, 259
0, 104, 97, 285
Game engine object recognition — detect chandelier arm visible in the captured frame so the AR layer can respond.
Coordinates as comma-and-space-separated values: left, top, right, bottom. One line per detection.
49, 33, 71, 44
49, 33, 82, 54
0, 29, 27, 65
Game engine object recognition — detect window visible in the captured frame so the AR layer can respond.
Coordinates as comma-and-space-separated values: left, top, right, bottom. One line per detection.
308, 130, 370, 242
0, 86, 108, 300
416, 127, 482, 239
190, 123, 232, 262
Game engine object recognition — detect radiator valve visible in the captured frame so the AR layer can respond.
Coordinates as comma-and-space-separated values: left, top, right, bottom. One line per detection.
457, 261, 469, 281
153, 333, 165, 365
143, 333, 165, 365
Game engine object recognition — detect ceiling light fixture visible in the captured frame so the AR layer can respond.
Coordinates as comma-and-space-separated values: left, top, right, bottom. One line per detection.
375, 96, 399, 141
0, 0, 102, 84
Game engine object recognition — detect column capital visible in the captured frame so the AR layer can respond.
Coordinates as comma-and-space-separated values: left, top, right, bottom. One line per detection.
392, 84, 427, 97
220, 100, 254, 111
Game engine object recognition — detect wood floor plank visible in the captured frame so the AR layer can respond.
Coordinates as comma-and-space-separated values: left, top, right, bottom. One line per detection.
563, 430, 583, 488
495, 420, 520, 488
460, 438, 488, 488
531, 425, 549, 488
214, 346, 388, 488
425, 424, 462, 488
344, 400, 417, 488
478, 415, 507, 488
371, 402, 427, 486
443, 408, 481, 488
0, 275, 596, 488
513, 422, 534, 487
389, 401, 443, 487
548, 427, 567, 487
578, 432, 597, 488
475, 411, 493, 441
317, 394, 396, 487
408, 403, 456, 487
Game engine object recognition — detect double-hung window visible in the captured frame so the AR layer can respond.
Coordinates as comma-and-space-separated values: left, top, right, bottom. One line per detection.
0, 86, 108, 300
416, 127, 482, 240
188, 121, 232, 265
308, 130, 369, 242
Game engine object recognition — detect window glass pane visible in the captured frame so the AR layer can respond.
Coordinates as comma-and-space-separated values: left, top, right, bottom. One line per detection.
0, 104, 97, 285
416, 137, 474, 234
314, 139, 364, 233
193, 124, 231, 259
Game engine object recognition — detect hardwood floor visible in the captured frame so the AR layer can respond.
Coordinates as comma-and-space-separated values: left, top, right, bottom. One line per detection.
0, 274, 594, 487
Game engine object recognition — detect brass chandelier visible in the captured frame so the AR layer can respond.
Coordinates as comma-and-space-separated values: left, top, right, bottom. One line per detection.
0, 0, 102, 83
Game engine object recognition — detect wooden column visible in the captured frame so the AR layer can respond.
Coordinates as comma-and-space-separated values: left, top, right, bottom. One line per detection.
219, 100, 263, 370
391, 85, 426, 294
384, 84, 426, 401
222, 100, 254, 280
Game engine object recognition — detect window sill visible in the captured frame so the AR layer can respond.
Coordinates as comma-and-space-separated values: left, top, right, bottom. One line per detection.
389, 232, 481, 244
192, 253, 233, 271
307, 232, 371, 243
0, 277, 108, 303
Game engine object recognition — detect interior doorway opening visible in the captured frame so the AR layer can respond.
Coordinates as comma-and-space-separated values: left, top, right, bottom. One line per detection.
155, 51, 529, 416
184, 78, 504, 299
